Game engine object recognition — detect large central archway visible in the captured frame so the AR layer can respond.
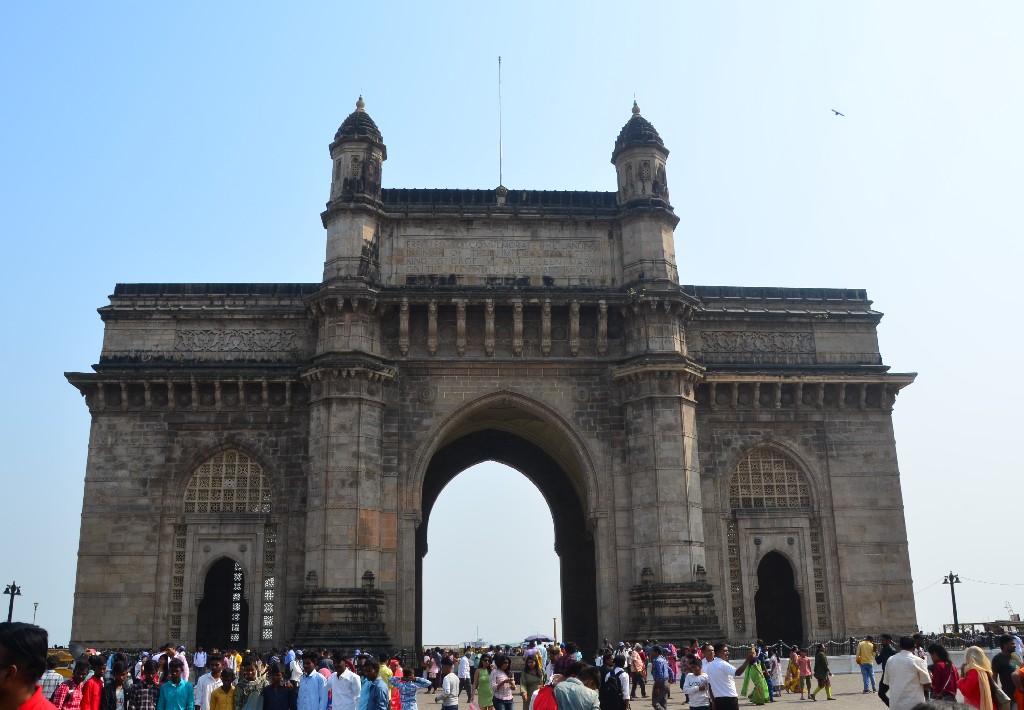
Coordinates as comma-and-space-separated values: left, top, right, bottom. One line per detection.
416, 428, 598, 652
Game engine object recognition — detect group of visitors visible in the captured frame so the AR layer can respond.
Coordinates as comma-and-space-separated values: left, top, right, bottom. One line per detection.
10, 619, 1024, 710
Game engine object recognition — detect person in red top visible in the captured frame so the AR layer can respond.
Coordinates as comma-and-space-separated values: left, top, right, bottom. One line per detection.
0, 621, 58, 710
51, 662, 88, 710
81, 657, 104, 710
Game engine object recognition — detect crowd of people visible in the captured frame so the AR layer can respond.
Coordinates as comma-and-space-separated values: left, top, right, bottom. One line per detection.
4, 622, 1024, 710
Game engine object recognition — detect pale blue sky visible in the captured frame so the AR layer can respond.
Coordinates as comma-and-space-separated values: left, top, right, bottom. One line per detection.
2, 1, 1022, 645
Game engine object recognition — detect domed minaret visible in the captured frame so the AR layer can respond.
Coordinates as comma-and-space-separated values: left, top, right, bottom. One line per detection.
611, 101, 679, 284
322, 96, 387, 282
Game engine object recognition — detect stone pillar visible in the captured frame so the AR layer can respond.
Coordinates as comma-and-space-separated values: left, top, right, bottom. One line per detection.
616, 362, 722, 640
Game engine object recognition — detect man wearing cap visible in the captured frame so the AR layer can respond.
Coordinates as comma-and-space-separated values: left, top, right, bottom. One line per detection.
0, 622, 57, 710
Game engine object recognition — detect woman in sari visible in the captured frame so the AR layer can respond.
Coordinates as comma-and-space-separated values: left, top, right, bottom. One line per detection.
784, 649, 801, 694
958, 646, 996, 710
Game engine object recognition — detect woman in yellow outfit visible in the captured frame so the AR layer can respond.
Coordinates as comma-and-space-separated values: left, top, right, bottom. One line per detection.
784, 649, 801, 694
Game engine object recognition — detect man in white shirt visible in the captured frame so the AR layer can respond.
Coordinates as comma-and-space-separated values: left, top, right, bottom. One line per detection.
599, 653, 629, 710
193, 648, 208, 678
437, 659, 460, 710
704, 644, 756, 710
880, 637, 931, 710
193, 654, 224, 710
457, 649, 474, 703
328, 654, 361, 710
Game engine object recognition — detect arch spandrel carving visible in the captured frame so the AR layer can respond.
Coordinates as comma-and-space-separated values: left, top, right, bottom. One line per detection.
407, 391, 601, 516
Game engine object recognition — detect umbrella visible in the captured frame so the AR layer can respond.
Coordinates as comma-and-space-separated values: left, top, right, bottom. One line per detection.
524, 634, 554, 643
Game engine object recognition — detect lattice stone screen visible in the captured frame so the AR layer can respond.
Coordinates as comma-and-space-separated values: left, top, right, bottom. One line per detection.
730, 448, 810, 509
184, 450, 271, 514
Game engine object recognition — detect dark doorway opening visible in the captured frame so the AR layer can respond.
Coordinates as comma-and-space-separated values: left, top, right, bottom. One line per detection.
196, 558, 248, 650
754, 551, 803, 645
417, 429, 597, 652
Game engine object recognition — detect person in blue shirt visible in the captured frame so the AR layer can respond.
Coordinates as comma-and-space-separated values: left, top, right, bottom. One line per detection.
650, 647, 670, 710
157, 659, 194, 710
361, 660, 390, 710
297, 657, 327, 710
387, 669, 431, 710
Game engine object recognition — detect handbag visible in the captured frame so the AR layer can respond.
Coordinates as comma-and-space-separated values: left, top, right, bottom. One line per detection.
990, 678, 1011, 710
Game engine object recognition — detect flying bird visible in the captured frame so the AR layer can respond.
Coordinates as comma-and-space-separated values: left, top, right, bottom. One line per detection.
831, 109, 844, 116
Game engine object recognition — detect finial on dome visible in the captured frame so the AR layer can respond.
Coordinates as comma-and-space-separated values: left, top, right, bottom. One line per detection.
632, 100, 640, 116
356, 95, 365, 111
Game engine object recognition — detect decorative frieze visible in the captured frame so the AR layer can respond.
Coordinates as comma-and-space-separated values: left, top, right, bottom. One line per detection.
702, 376, 913, 413
175, 329, 300, 353
700, 331, 814, 354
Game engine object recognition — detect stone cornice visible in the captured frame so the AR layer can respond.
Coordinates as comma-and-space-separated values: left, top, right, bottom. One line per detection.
698, 373, 915, 412
65, 372, 305, 414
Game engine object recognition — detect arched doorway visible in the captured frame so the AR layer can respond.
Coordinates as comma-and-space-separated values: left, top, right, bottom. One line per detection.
196, 558, 249, 649
416, 429, 598, 652
754, 551, 803, 645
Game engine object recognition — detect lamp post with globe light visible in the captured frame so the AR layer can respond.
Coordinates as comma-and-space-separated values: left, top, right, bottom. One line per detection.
943, 572, 961, 635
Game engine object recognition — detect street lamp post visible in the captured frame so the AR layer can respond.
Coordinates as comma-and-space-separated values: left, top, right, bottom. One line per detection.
3, 581, 21, 623
943, 571, 961, 634
33, 602, 38, 624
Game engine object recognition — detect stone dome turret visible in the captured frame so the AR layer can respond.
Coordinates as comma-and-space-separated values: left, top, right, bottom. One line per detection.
611, 101, 667, 163
334, 96, 385, 151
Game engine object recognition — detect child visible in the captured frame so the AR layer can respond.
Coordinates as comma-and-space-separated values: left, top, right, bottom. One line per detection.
796, 649, 813, 700
235, 662, 268, 710
211, 669, 236, 710
389, 669, 432, 710
262, 664, 296, 710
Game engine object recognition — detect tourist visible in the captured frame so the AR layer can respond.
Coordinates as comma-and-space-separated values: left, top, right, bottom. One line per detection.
700, 646, 714, 673
544, 649, 558, 680
296, 657, 327, 710
808, 644, 832, 701
435, 659, 459, 710
783, 648, 800, 695
40, 656, 66, 702
649, 647, 669, 710
53, 661, 89, 710
681, 656, 709, 710
992, 636, 1020, 703
361, 661, 389, 710
328, 655, 360, 710
288, 654, 303, 686
99, 662, 131, 710
552, 665, 600, 710
958, 647, 995, 710
156, 659, 193, 710
261, 665, 295, 710
155, 647, 189, 684
880, 637, 930, 710
234, 662, 268, 710
927, 644, 959, 702
519, 655, 545, 710
194, 651, 208, 680
796, 649, 812, 700
628, 646, 645, 700
704, 644, 757, 710
387, 669, 430, 710
194, 655, 224, 710
456, 651, 474, 704
875, 635, 897, 671
81, 656, 105, 710
129, 660, 161, 710
489, 655, 516, 710
473, 656, 493, 710
856, 636, 877, 694
769, 647, 784, 698
0, 622, 56, 710
210, 670, 235, 710
598, 654, 628, 710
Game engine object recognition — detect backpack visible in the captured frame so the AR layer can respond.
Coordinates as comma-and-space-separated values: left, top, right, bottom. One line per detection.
599, 669, 625, 710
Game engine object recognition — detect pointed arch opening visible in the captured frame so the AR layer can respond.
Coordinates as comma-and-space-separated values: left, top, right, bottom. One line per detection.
417, 428, 597, 652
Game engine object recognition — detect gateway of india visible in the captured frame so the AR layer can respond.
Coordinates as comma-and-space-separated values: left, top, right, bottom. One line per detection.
67, 98, 918, 652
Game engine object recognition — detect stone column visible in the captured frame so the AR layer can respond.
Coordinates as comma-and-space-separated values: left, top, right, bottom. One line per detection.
615, 363, 721, 640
